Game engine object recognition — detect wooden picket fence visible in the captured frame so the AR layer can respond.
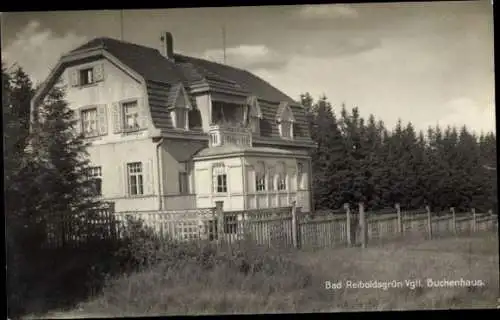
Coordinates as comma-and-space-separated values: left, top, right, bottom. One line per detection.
44, 200, 498, 250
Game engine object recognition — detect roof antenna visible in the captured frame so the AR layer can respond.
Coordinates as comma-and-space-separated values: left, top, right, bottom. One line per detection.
222, 25, 226, 64
120, 10, 124, 41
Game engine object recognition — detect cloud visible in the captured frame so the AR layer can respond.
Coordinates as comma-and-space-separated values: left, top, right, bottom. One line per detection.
299, 36, 381, 58
422, 97, 496, 135
201, 44, 288, 71
2, 20, 88, 85
298, 4, 359, 20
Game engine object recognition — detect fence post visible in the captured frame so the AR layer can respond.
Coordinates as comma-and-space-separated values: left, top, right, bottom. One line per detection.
395, 203, 403, 235
450, 207, 457, 235
291, 201, 299, 249
359, 202, 367, 248
344, 203, 352, 247
471, 208, 477, 232
426, 205, 432, 240
215, 201, 224, 245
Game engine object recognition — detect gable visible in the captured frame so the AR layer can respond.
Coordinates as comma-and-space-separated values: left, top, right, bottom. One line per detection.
247, 95, 262, 118
276, 102, 296, 123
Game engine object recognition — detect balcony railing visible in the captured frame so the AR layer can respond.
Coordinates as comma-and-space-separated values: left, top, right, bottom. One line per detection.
209, 124, 252, 148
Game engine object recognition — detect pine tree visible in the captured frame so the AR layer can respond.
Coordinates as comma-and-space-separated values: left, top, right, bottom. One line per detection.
308, 95, 344, 209
25, 81, 102, 249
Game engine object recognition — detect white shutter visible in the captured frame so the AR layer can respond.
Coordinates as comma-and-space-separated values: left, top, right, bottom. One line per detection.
112, 102, 123, 133
94, 63, 104, 82
117, 163, 125, 197
98, 104, 108, 136
139, 98, 148, 129
73, 108, 82, 136
70, 70, 79, 87
144, 159, 153, 195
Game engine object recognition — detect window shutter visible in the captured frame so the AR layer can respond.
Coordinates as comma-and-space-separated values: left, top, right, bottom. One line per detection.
144, 159, 153, 195
94, 63, 104, 82
70, 70, 79, 87
73, 108, 82, 136
139, 98, 148, 129
112, 102, 123, 133
116, 163, 125, 197
98, 104, 108, 136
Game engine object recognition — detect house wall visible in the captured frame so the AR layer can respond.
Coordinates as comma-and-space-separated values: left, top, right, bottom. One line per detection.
194, 157, 244, 210
62, 58, 150, 143
159, 139, 207, 209
86, 138, 158, 212
244, 156, 309, 211
193, 154, 311, 213
60, 58, 157, 212
195, 94, 212, 132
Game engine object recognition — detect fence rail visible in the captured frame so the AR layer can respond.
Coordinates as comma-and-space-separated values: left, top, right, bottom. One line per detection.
44, 201, 498, 250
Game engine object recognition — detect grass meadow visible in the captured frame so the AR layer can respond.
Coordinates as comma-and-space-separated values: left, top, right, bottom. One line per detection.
27, 230, 499, 318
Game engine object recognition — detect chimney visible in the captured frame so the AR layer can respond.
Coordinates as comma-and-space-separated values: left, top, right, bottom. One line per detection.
161, 32, 174, 60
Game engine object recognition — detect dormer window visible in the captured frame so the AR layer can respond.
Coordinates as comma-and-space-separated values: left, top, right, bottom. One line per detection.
276, 101, 295, 140
169, 84, 191, 130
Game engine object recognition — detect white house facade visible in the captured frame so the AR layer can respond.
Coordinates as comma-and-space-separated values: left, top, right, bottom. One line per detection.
31, 32, 317, 213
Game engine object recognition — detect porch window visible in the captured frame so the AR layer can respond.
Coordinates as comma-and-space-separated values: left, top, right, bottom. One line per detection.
255, 161, 266, 192
277, 161, 287, 191
268, 167, 275, 191
213, 163, 227, 193
297, 162, 304, 190
127, 162, 144, 195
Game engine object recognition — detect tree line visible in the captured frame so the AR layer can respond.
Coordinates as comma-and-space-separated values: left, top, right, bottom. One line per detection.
3, 62, 497, 315
301, 92, 497, 213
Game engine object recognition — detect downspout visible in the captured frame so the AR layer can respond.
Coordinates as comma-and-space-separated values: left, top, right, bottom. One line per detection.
308, 156, 314, 213
154, 137, 164, 210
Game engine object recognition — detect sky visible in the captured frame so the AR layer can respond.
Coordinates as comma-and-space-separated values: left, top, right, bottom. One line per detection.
1, 2, 496, 135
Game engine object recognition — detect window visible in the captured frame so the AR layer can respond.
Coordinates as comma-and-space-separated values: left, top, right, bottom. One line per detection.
255, 161, 266, 192
213, 163, 227, 193
172, 108, 188, 130
224, 214, 237, 234
80, 68, 94, 86
127, 162, 144, 195
85, 166, 102, 195
268, 167, 275, 191
123, 101, 140, 131
297, 162, 304, 190
280, 121, 292, 139
179, 172, 189, 194
276, 102, 295, 139
81, 108, 98, 137
277, 162, 287, 191
250, 117, 260, 134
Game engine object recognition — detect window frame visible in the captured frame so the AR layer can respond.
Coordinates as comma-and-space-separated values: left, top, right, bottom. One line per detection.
79, 68, 94, 86
122, 100, 140, 132
213, 163, 228, 194
85, 166, 102, 196
127, 162, 144, 196
255, 161, 266, 192
80, 107, 99, 138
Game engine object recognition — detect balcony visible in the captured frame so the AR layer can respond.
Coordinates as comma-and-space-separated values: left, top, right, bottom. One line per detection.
209, 124, 252, 148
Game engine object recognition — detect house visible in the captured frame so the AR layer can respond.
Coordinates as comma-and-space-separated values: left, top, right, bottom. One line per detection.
30, 32, 316, 213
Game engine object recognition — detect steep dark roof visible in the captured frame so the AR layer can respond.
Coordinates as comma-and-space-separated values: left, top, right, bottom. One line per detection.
70, 37, 297, 103
68, 37, 310, 140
